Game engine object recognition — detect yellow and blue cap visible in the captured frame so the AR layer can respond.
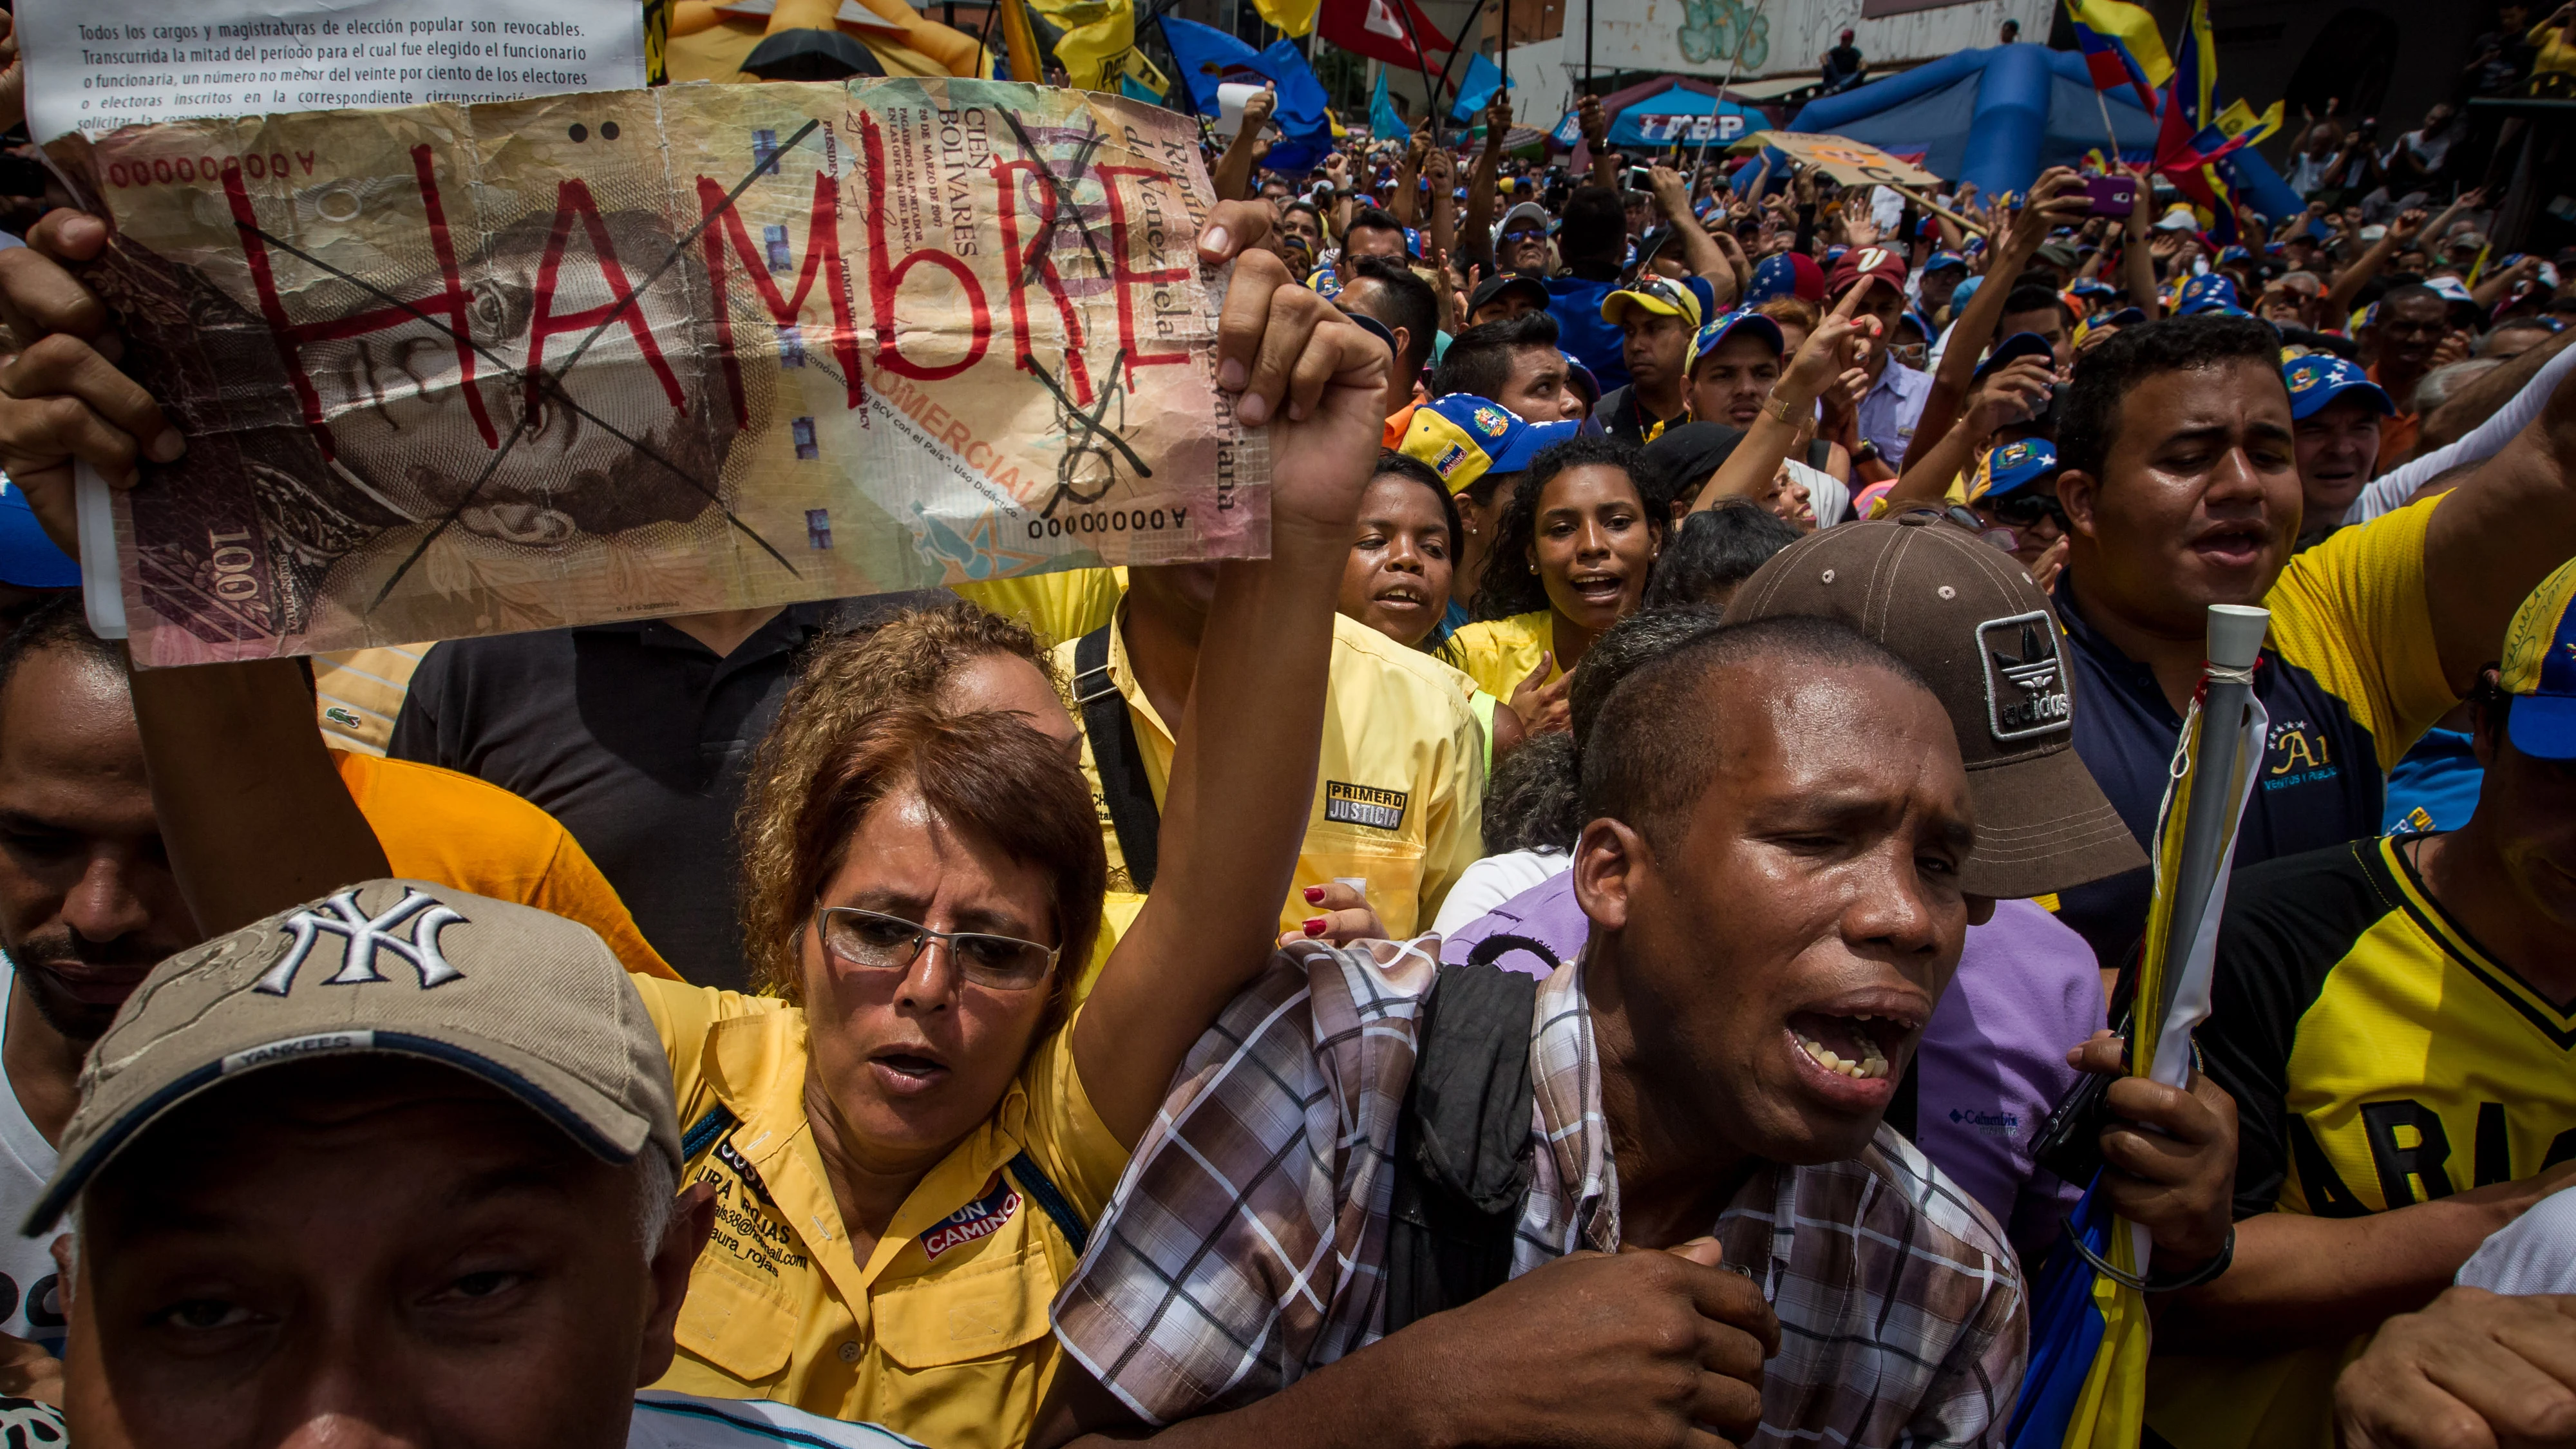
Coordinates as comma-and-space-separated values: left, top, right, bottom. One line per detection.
1966, 439, 2058, 504
2499, 557, 2576, 759
1601, 274, 1704, 330
2283, 354, 2394, 421
1399, 393, 1528, 495
1973, 330, 2056, 383
2177, 273, 2243, 316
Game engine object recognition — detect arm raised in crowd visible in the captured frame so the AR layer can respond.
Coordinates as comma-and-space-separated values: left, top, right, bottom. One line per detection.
2119, 166, 2160, 320
1690, 289, 1873, 512
2322, 204, 2430, 317
2420, 336, 2576, 694
1457, 91, 1508, 274
1649, 164, 1739, 310
1070, 207, 1388, 1145
1880, 357, 2053, 513
1902, 166, 2088, 474
0, 211, 393, 936
1209, 88, 1277, 205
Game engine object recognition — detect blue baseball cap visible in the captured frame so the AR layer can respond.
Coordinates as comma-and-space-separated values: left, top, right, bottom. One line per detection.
1898, 310, 1933, 341
1923, 250, 1967, 274
1492, 417, 1582, 473
1824, 245, 1849, 265
1968, 438, 2059, 503
1950, 274, 1985, 311
1687, 309, 1785, 372
2069, 278, 2118, 299
2500, 557, 2576, 759
2219, 245, 2251, 263
1973, 330, 2056, 383
0, 475, 79, 589
2177, 273, 2242, 316
2282, 354, 2395, 421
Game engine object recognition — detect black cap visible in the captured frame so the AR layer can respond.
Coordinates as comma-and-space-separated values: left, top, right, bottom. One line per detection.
1470, 272, 1549, 315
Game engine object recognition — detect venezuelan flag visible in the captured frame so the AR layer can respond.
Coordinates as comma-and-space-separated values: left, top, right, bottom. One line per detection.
2063, 0, 2163, 114
2009, 607, 2270, 1449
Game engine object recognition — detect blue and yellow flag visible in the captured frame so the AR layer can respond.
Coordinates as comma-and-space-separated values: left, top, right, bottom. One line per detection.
2063, 0, 2172, 90
2062, 0, 2164, 113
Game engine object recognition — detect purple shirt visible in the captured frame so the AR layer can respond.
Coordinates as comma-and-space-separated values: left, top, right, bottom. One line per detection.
1441, 881, 2103, 1262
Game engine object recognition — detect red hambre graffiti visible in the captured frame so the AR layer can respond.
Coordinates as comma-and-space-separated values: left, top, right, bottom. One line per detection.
522, 178, 688, 417
919, 1177, 1020, 1260
225, 143, 498, 457
861, 112, 990, 382
698, 169, 866, 430
1097, 164, 1196, 389
989, 156, 1092, 406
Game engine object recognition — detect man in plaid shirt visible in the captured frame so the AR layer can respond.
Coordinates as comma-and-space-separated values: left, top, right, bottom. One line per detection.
1036, 616, 2047, 1448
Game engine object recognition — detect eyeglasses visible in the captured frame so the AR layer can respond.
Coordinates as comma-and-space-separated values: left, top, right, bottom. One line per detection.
1923, 503, 2023, 555
811, 906, 1059, 991
1985, 491, 2067, 531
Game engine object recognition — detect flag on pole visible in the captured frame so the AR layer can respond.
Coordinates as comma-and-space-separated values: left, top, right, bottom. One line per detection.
2213, 98, 2284, 147
1159, 17, 1334, 169
1370, 68, 1410, 140
2063, 1, 2161, 113
1028, 0, 1136, 91
2061, 0, 2172, 90
1319, 0, 1451, 73
1448, 49, 1514, 122
2007, 606, 2269, 1449
1252, 0, 1321, 40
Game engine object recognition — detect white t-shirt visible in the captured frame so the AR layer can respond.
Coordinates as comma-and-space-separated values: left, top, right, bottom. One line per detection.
630, 1392, 924, 1446
1430, 849, 1571, 936
0, 954, 66, 1358
2456, 1185, 2576, 1296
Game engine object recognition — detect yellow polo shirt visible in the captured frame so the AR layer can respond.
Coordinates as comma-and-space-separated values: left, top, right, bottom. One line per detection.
1048, 612, 1484, 938
1447, 609, 1560, 703
639, 978, 1126, 1448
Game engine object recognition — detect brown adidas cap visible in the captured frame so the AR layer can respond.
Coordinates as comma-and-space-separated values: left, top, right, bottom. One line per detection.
1727, 513, 2148, 899
26, 879, 679, 1233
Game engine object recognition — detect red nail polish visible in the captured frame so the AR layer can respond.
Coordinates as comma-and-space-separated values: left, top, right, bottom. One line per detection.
1303, 886, 1326, 904
1302, 918, 1327, 937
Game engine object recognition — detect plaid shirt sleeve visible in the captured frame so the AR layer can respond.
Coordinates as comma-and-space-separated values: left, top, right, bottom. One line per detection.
1050, 937, 1441, 1426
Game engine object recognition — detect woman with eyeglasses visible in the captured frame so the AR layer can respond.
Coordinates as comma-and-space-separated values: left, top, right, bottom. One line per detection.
627, 220, 1390, 1449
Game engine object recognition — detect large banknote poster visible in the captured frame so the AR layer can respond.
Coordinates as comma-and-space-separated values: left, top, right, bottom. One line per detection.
44, 78, 1265, 666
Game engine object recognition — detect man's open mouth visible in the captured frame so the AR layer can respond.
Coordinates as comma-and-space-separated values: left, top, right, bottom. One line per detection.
1785, 1010, 1903, 1081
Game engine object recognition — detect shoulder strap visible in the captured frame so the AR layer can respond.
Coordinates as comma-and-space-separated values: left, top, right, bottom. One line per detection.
1005, 1151, 1091, 1256
1383, 963, 1540, 1334
1072, 623, 1162, 893
681, 1104, 738, 1164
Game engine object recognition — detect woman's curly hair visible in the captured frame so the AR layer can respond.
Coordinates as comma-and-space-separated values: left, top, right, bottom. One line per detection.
735, 603, 1103, 1005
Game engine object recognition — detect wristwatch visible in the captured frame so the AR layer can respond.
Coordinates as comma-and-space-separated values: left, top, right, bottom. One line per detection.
1852, 439, 1881, 462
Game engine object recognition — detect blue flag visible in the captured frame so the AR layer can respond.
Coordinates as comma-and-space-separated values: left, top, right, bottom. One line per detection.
1370, 70, 1408, 142
1448, 50, 1514, 122
1159, 16, 1332, 170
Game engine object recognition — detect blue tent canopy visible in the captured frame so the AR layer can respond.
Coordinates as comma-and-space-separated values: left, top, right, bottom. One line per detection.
1776, 44, 2156, 196
1603, 84, 1770, 147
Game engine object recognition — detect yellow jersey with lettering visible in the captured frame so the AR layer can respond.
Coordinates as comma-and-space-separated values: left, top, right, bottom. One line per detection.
2148, 833, 2576, 1448
1446, 610, 1560, 703
1048, 612, 1484, 938
638, 978, 1126, 1449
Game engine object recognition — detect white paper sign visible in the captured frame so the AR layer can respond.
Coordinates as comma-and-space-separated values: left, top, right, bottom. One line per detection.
16, 0, 647, 144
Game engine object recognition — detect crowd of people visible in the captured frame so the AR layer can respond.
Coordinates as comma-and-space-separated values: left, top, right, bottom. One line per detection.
0, 12, 2570, 1448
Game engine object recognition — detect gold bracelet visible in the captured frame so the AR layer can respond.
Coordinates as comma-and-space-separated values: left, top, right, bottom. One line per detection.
1767, 393, 1797, 426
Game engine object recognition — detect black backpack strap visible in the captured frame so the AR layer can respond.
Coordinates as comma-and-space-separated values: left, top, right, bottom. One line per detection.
1072, 623, 1162, 893
1005, 1150, 1090, 1256
1464, 932, 1566, 979
1383, 963, 1540, 1334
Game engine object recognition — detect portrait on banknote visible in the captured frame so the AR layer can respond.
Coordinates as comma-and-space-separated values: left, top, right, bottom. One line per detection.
45, 79, 1267, 665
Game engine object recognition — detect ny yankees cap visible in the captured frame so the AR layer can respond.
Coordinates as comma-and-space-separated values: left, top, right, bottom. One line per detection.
26, 879, 681, 1233
1727, 515, 2148, 899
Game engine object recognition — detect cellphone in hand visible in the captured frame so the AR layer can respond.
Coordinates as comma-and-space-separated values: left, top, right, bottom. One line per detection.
2081, 174, 2137, 218
1627, 166, 1653, 191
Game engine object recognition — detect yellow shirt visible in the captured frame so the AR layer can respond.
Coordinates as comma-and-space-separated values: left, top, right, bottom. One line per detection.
1447, 610, 1560, 703
950, 567, 1128, 649
312, 643, 429, 755
639, 978, 1128, 1447
335, 750, 678, 981
1048, 612, 1485, 938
